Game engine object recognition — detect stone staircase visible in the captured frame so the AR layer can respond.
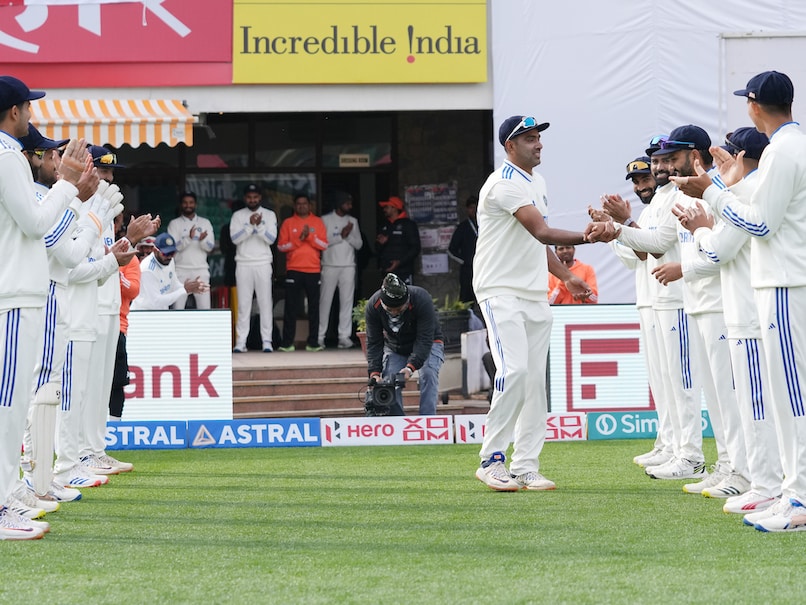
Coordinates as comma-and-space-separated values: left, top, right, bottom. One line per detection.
232, 356, 489, 419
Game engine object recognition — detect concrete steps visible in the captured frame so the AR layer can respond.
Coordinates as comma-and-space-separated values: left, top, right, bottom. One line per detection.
231, 352, 489, 419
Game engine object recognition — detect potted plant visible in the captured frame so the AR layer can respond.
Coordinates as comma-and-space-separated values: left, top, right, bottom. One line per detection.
435, 295, 474, 353
352, 299, 368, 355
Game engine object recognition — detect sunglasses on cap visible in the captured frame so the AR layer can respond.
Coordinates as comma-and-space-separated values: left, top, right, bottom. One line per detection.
657, 138, 696, 150
505, 116, 538, 143
723, 132, 742, 154
626, 160, 650, 172
648, 135, 669, 146
95, 153, 117, 165
27, 149, 47, 159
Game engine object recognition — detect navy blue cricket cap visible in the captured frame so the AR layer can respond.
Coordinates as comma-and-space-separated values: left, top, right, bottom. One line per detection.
625, 156, 652, 180
0, 75, 45, 112
154, 232, 177, 255
651, 125, 711, 157
87, 144, 125, 168
724, 127, 769, 161
19, 123, 68, 151
498, 115, 550, 146
244, 183, 260, 195
734, 71, 794, 105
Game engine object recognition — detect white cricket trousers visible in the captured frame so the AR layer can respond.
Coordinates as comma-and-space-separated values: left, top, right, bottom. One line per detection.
81, 313, 119, 458
639, 306, 674, 455
729, 336, 782, 497
234, 263, 273, 351
653, 308, 704, 462
0, 307, 44, 504
478, 296, 552, 476
690, 312, 747, 478
318, 265, 356, 343
757, 287, 806, 502
54, 340, 92, 476
173, 267, 212, 310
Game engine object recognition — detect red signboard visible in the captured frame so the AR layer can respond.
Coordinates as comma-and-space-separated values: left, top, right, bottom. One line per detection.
0, 0, 232, 86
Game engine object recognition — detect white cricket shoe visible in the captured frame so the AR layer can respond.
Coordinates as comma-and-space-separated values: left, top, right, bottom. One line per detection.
702, 472, 751, 499
80, 454, 119, 475
13, 482, 58, 514
512, 471, 556, 491
99, 453, 133, 473
743, 496, 785, 526
0, 506, 45, 540
54, 465, 109, 488
24, 476, 81, 502
475, 452, 519, 492
753, 498, 806, 532
646, 457, 706, 480
723, 490, 780, 515
6, 494, 45, 520
682, 462, 729, 494
633, 448, 671, 467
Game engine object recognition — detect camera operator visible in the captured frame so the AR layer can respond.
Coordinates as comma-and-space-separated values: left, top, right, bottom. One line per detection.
366, 273, 444, 415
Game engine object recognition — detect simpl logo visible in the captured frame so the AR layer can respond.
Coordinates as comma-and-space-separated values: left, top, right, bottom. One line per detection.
594, 414, 617, 436
565, 323, 651, 412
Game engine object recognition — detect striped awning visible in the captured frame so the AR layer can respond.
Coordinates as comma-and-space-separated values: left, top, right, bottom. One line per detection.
30, 99, 197, 148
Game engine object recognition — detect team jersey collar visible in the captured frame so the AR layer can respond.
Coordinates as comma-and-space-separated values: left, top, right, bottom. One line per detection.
770, 120, 800, 140
502, 159, 533, 182
0, 129, 22, 150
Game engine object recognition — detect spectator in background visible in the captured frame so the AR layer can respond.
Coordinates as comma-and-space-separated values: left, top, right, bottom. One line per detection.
130, 233, 209, 311
277, 193, 328, 352
230, 184, 277, 353
376, 196, 421, 284
135, 236, 156, 260
448, 195, 479, 303
548, 244, 599, 304
319, 191, 363, 349
167, 191, 215, 310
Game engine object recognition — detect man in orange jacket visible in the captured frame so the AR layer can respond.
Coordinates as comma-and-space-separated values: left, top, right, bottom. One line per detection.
277, 194, 328, 351
547, 244, 599, 304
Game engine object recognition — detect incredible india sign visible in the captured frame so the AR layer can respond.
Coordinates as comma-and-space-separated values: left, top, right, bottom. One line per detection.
233, 0, 487, 83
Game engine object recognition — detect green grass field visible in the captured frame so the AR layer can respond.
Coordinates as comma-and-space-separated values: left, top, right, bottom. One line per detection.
4, 439, 804, 604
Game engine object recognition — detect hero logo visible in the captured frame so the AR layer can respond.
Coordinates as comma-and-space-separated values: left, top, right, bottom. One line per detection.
565, 323, 652, 412
594, 414, 618, 436
546, 414, 584, 440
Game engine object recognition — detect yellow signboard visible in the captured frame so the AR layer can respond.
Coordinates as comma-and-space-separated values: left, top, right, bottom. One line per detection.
233, 0, 487, 84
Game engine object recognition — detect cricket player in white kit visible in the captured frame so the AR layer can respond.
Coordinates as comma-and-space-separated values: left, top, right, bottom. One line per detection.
167, 191, 215, 310
230, 184, 278, 352
21, 128, 103, 505
677, 71, 806, 532
318, 191, 362, 349
675, 126, 783, 514
600, 150, 707, 481
0, 75, 97, 540
473, 115, 597, 492
132, 232, 209, 310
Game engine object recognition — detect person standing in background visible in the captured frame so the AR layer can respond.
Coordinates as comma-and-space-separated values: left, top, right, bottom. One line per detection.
318, 191, 362, 349
448, 195, 479, 304
376, 196, 421, 284
277, 193, 328, 352
547, 244, 598, 304
168, 191, 215, 310
230, 184, 277, 353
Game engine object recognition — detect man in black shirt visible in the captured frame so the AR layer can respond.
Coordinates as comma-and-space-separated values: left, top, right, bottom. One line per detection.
365, 274, 444, 415
376, 196, 421, 284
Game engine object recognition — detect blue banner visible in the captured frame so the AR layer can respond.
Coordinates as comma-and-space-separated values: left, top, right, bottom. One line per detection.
587, 411, 713, 440
105, 421, 188, 450
186, 418, 321, 448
